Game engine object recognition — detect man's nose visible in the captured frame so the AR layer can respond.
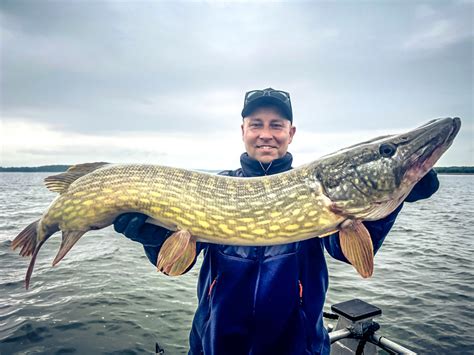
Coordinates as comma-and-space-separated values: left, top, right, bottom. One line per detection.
258, 126, 273, 139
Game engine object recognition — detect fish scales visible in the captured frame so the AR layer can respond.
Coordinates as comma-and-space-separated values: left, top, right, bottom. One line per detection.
49, 164, 339, 245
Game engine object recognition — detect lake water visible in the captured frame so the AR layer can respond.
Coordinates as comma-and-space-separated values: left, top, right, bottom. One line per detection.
0, 173, 473, 354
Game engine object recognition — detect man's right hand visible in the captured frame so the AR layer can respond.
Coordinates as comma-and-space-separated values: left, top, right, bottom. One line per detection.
114, 213, 171, 247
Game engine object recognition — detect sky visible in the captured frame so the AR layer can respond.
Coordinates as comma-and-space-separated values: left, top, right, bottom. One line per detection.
1, 0, 472, 169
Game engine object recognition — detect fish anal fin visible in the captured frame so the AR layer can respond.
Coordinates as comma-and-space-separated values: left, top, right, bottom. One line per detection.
157, 230, 196, 276
339, 220, 374, 278
44, 162, 109, 193
52, 230, 86, 266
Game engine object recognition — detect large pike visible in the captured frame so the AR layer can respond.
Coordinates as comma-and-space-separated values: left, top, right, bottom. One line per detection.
12, 118, 461, 288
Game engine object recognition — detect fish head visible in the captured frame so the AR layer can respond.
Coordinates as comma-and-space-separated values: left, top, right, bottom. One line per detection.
314, 117, 461, 220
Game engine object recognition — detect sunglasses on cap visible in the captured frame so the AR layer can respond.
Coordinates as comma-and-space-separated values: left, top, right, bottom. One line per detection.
244, 89, 291, 106
242, 88, 293, 121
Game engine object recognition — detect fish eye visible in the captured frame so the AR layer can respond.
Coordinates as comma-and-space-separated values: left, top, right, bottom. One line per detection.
379, 143, 397, 157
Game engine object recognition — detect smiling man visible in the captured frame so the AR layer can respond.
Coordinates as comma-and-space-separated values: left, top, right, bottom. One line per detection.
114, 88, 439, 354
241, 91, 296, 165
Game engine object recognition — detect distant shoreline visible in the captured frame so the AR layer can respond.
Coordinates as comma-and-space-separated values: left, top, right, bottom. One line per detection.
0, 165, 71, 173
0, 165, 473, 174
0, 165, 70, 173
434, 167, 474, 174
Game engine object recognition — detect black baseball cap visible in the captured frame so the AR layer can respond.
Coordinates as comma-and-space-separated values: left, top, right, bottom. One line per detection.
241, 88, 293, 122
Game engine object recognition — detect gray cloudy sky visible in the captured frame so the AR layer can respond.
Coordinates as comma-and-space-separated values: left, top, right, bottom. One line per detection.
1, 0, 472, 169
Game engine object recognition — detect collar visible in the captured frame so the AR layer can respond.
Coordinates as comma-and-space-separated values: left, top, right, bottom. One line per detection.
240, 152, 293, 177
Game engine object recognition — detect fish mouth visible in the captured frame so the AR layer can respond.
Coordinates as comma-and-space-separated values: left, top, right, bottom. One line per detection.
402, 117, 461, 185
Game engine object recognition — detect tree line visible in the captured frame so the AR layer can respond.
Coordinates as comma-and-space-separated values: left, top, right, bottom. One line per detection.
433, 166, 474, 174
0, 165, 70, 172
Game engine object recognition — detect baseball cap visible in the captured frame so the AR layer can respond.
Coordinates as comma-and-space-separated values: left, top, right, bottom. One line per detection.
241, 88, 293, 122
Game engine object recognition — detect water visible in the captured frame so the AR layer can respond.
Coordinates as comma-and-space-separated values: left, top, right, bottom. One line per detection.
0, 173, 473, 354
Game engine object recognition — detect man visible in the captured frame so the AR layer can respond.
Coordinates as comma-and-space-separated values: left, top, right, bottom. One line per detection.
114, 88, 439, 354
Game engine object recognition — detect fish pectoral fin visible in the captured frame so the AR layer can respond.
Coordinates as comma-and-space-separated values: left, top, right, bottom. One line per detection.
339, 220, 374, 278
52, 230, 86, 266
157, 230, 196, 276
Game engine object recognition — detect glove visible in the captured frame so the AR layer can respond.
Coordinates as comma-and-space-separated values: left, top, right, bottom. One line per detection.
114, 212, 171, 247
405, 169, 439, 202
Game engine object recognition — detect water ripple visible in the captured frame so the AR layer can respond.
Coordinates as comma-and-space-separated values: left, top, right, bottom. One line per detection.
1, 174, 473, 354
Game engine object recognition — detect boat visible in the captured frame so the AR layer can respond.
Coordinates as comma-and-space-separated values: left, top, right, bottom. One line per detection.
326, 298, 416, 354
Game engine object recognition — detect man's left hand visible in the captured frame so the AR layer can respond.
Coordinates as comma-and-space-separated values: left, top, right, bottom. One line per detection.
405, 169, 439, 202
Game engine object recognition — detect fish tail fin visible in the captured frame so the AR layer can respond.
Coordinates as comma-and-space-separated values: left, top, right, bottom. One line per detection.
25, 239, 47, 290
11, 219, 40, 257
12, 220, 52, 289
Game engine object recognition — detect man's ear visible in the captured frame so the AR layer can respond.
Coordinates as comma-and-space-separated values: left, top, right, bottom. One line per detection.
288, 125, 296, 144
241, 122, 245, 141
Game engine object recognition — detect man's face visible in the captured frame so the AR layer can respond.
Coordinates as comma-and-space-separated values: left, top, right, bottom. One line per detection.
241, 108, 296, 164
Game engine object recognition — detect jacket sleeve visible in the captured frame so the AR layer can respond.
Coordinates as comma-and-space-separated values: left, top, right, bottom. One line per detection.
323, 203, 403, 263
118, 218, 205, 269
113, 214, 173, 267
136, 226, 170, 266
404, 169, 439, 202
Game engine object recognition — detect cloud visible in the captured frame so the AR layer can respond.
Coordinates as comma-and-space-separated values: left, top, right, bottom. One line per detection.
402, 19, 472, 51
0, 1, 472, 166
402, 2, 473, 51
414, 4, 438, 19
0, 119, 393, 168
0, 119, 244, 169
3, 118, 471, 169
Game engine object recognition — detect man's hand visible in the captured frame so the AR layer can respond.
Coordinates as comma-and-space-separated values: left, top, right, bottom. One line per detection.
405, 169, 440, 202
114, 213, 171, 247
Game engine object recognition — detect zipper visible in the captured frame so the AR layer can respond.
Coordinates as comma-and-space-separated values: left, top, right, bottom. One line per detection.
208, 277, 217, 298
252, 247, 265, 317
298, 279, 304, 305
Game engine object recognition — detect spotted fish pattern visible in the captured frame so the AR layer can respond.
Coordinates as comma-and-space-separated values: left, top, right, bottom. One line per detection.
48, 163, 343, 245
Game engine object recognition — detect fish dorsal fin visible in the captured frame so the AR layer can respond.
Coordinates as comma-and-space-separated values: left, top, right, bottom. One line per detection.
339, 220, 374, 278
44, 162, 109, 193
